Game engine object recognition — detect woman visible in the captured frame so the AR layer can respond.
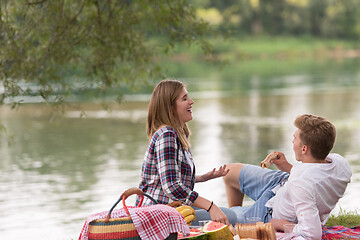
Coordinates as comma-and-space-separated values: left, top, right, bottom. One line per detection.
137, 79, 236, 225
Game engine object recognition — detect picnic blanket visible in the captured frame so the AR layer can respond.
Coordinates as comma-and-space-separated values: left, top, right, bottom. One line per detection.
322, 225, 360, 239
276, 225, 360, 239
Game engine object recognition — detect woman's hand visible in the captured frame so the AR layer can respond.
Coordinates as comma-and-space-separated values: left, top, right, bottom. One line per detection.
196, 165, 230, 183
193, 196, 229, 225
208, 203, 229, 225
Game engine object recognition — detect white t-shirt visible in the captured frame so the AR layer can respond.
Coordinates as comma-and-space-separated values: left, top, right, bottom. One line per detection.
266, 153, 352, 239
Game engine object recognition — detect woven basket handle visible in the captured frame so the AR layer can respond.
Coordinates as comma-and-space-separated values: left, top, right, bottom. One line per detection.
121, 188, 145, 217
105, 187, 158, 223
121, 187, 143, 199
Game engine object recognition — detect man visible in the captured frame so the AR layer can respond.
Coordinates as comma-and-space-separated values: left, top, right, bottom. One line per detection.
223, 114, 352, 239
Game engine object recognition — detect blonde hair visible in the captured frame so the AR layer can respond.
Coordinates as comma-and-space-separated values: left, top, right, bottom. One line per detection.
294, 114, 336, 160
147, 79, 191, 149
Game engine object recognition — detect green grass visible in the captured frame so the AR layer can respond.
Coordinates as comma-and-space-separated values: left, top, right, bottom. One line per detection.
167, 35, 360, 62
228, 36, 357, 54
326, 209, 360, 228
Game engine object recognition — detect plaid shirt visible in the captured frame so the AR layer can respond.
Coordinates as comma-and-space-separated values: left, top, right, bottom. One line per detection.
137, 126, 198, 206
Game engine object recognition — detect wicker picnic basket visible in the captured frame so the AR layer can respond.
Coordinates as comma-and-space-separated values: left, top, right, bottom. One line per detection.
235, 222, 276, 240
88, 187, 179, 240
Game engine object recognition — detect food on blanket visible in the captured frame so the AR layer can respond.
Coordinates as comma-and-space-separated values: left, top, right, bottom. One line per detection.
261, 152, 279, 169
178, 227, 208, 239
256, 222, 277, 240
202, 221, 234, 240
235, 222, 276, 240
265, 222, 276, 240
176, 205, 197, 225
178, 229, 208, 240
176, 205, 195, 214
228, 224, 237, 236
235, 223, 260, 239
235, 223, 258, 239
184, 214, 196, 224
180, 208, 195, 218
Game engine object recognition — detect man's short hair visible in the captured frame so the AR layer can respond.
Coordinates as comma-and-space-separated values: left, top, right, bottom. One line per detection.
294, 114, 336, 160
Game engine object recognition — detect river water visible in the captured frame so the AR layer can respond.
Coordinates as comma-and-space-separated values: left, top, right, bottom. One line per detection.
0, 58, 360, 239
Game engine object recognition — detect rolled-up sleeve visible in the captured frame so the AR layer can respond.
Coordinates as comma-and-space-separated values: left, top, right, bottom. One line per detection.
288, 183, 322, 240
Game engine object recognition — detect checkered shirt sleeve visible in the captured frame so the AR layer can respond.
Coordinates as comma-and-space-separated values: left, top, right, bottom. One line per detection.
138, 127, 198, 206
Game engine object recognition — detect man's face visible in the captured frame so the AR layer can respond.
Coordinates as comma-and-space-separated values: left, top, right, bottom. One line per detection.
292, 129, 304, 161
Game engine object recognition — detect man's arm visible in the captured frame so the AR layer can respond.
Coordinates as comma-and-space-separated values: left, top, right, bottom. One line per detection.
287, 183, 323, 239
269, 218, 294, 232
272, 152, 293, 173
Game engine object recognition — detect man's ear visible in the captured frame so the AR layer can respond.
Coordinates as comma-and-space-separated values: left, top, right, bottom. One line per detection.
302, 145, 308, 154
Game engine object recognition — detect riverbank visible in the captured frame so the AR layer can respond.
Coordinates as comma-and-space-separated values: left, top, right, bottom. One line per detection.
166, 36, 360, 62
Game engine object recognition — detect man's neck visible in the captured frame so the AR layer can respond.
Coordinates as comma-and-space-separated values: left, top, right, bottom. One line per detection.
302, 157, 328, 164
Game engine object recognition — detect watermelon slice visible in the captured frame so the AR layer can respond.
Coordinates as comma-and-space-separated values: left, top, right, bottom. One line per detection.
202, 221, 234, 240
178, 227, 209, 239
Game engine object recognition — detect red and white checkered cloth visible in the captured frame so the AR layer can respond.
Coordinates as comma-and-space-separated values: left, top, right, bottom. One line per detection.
79, 204, 190, 240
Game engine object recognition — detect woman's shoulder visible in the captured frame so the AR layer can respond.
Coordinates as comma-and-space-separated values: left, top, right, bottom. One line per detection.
152, 126, 178, 139
149, 126, 181, 150
155, 126, 176, 134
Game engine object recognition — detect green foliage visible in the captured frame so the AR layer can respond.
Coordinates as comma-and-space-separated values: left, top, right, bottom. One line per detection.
195, 0, 360, 39
1, 0, 360, 107
326, 209, 360, 228
0, 0, 217, 105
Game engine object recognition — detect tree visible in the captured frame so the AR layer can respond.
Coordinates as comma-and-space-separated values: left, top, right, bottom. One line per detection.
0, 0, 216, 106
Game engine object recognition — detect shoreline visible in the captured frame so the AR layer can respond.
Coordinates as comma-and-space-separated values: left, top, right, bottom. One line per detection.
162, 36, 360, 62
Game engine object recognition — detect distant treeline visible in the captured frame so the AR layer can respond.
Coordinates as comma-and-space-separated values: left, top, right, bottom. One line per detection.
194, 0, 360, 39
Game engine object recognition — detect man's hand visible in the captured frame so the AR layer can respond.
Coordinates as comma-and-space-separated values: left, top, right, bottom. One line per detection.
271, 152, 293, 173
196, 165, 230, 183
269, 218, 295, 232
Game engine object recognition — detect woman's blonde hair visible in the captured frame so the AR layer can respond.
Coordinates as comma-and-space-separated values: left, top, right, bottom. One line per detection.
147, 79, 191, 149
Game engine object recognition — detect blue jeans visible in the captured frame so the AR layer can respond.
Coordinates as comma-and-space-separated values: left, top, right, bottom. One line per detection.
231, 164, 289, 223
192, 207, 238, 226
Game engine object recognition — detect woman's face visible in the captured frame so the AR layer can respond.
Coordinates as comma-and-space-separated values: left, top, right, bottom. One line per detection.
175, 87, 194, 126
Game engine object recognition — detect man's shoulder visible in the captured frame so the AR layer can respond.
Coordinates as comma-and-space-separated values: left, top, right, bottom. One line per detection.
327, 153, 344, 161
327, 153, 350, 169
327, 153, 352, 177
291, 153, 351, 185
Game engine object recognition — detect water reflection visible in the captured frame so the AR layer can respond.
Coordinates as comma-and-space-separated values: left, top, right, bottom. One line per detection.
1, 58, 360, 239
191, 99, 229, 206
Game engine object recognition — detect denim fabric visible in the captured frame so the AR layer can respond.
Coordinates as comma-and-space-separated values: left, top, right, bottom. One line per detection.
192, 207, 238, 226
231, 164, 289, 223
